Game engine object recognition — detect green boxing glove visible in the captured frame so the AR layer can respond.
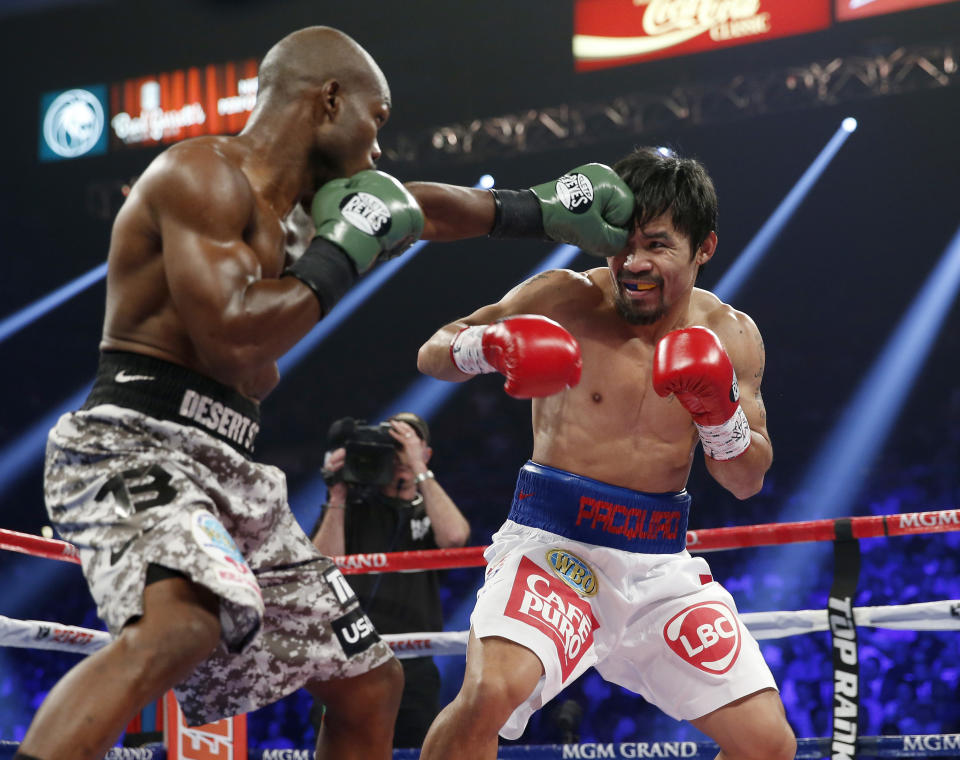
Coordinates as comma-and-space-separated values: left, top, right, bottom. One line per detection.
284, 170, 424, 314
490, 163, 634, 257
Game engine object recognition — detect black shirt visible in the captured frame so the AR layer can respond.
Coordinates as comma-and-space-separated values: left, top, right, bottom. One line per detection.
341, 491, 444, 635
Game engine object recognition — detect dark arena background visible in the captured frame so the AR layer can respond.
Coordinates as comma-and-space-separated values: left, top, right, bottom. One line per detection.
1, 0, 959, 757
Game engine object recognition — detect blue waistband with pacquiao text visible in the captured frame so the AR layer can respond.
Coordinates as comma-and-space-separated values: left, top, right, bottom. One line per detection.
507, 461, 691, 554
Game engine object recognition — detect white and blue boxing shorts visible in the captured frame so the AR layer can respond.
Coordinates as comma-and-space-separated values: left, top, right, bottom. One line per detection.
471, 461, 778, 739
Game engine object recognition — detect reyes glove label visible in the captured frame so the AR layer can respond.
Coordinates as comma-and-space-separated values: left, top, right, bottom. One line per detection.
339, 191, 392, 237
555, 172, 595, 214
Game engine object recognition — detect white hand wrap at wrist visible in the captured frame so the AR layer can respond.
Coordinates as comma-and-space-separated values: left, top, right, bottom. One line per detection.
696, 405, 751, 461
451, 326, 496, 375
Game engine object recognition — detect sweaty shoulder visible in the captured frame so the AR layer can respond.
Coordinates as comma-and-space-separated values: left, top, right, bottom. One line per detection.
501, 267, 602, 319
695, 288, 762, 364
135, 138, 255, 235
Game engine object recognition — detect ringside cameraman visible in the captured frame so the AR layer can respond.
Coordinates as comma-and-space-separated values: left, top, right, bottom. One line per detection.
312, 412, 469, 748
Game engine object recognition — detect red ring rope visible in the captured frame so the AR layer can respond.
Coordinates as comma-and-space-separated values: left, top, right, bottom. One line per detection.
2, 507, 957, 574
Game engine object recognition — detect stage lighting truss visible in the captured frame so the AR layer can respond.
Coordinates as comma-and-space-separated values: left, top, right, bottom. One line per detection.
383, 42, 959, 164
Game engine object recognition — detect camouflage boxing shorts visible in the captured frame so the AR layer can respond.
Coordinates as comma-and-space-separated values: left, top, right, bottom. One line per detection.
43, 352, 394, 725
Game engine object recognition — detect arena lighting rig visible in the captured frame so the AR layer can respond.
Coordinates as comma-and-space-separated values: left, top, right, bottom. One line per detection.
382, 43, 957, 165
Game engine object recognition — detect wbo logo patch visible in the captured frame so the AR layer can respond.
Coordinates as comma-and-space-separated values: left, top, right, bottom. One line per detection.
546, 548, 598, 597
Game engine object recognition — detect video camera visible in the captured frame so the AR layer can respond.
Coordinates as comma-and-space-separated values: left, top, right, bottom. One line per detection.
327, 417, 400, 487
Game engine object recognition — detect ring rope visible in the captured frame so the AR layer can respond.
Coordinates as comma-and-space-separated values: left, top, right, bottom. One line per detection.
4, 599, 957, 659
4, 507, 956, 575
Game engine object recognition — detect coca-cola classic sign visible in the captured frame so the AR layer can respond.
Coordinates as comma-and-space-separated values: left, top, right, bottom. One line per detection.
573, 0, 831, 71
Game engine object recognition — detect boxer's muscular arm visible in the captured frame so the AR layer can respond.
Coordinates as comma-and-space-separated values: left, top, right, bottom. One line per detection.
417, 269, 573, 381
704, 309, 772, 499
405, 182, 495, 241
152, 150, 321, 380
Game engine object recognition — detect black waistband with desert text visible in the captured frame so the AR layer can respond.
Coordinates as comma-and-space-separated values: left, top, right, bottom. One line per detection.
83, 351, 261, 458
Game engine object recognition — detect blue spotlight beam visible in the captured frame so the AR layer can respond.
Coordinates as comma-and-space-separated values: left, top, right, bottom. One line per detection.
785, 222, 960, 521
278, 240, 428, 374
749, 223, 960, 610
0, 385, 92, 505
0, 263, 107, 346
713, 121, 856, 303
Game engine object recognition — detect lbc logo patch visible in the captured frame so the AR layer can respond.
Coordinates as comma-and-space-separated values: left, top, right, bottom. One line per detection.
663, 601, 741, 674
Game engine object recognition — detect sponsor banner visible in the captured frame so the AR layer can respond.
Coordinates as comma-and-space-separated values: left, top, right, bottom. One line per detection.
164, 691, 247, 760
38, 85, 109, 162
829, 520, 862, 760
890, 508, 960, 535
505, 556, 599, 680
836, 0, 960, 21
573, 0, 831, 71
109, 59, 258, 148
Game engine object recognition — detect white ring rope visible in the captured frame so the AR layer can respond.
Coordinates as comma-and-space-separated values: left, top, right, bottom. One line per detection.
3, 600, 958, 659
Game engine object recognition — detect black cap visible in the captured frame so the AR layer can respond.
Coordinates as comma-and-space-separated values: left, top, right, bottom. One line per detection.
387, 412, 430, 445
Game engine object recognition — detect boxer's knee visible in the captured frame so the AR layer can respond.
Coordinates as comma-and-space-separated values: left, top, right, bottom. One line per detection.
115, 573, 221, 694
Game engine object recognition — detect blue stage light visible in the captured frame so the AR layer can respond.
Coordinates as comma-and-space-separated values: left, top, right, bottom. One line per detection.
753, 223, 960, 608
479, 174, 495, 189
842, 117, 858, 133
0, 263, 106, 346
0, 385, 91, 502
713, 121, 856, 304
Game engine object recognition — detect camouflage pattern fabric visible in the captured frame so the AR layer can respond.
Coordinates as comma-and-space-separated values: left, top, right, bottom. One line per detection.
45, 404, 394, 725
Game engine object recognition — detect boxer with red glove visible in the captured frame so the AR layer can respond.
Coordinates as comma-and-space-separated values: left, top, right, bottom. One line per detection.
449, 315, 582, 399
652, 326, 751, 461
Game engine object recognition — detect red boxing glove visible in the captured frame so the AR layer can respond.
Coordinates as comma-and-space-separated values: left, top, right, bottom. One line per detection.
450, 315, 582, 399
652, 326, 751, 460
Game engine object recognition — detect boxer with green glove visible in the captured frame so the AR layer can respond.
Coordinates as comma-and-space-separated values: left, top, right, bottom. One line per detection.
489, 163, 634, 256
284, 169, 424, 315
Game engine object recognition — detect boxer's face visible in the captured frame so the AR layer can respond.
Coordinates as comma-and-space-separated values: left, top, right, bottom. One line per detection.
337, 85, 390, 176
606, 213, 715, 325
315, 70, 391, 180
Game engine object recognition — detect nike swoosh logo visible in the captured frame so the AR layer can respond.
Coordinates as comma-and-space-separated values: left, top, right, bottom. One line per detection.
110, 535, 137, 565
114, 370, 155, 383
110, 525, 155, 565
517, 491, 533, 500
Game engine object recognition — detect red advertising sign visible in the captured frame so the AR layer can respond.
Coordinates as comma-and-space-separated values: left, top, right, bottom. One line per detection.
109, 59, 259, 148
573, 0, 832, 71
164, 691, 247, 760
835, 0, 959, 21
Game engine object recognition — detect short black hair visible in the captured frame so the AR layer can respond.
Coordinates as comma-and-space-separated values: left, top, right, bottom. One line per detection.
613, 147, 718, 254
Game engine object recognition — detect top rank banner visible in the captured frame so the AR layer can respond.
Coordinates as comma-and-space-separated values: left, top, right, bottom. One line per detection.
835, 0, 960, 22
573, 0, 832, 71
